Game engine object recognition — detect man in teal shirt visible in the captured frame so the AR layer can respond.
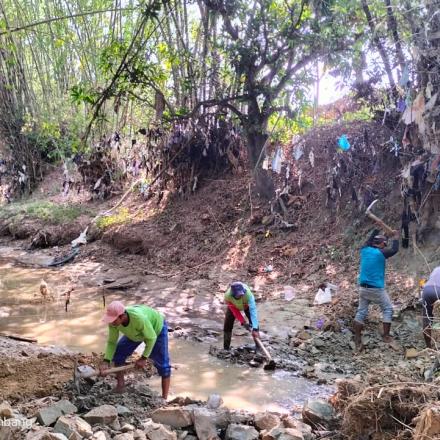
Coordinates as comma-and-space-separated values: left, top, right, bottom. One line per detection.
100, 301, 171, 399
353, 229, 399, 351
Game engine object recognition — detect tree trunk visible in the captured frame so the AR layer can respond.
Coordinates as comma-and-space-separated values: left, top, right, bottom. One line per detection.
417, 0, 440, 153
384, 0, 405, 72
245, 129, 275, 200
361, 0, 396, 93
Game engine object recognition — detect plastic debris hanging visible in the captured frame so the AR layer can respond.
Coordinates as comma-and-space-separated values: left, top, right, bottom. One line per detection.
337, 135, 351, 151
272, 147, 283, 174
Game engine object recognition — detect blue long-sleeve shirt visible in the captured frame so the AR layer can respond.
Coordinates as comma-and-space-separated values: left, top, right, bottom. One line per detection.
358, 229, 399, 288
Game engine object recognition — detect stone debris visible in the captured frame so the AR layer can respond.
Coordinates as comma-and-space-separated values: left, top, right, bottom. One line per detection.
261, 426, 306, 440
0, 401, 13, 419
150, 407, 192, 428
301, 399, 336, 429
206, 394, 223, 410
90, 432, 107, 440
192, 408, 221, 439
254, 412, 281, 431
53, 415, 93, 438
83, 405, 118, 426
142, 418, 177, 440
37, 400, 78, 426
225, 423, 259, 440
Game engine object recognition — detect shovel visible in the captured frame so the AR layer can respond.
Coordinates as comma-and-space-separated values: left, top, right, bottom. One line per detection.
73, 359, 136, 393
254, 337, 276, 371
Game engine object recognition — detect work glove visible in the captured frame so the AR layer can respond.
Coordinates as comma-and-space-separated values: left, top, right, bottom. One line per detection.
242, 322, 251, 331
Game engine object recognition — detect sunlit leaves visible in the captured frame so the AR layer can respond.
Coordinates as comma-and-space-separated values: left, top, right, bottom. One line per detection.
70, 84, 97, 105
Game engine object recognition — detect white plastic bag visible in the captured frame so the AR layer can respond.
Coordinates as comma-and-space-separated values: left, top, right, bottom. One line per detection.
272, 147, 283, 173
283, 286, 296, 301
313, 287, 332, 305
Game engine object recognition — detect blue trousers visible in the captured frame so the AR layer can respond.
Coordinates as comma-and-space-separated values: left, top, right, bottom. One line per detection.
112, 321, 171, 378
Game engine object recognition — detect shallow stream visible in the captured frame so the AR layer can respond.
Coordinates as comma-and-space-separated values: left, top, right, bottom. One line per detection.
0, 246, 332, 412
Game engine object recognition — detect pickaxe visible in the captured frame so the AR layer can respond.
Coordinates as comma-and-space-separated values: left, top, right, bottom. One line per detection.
73, 359, 136, 393
365, 199, 395, 236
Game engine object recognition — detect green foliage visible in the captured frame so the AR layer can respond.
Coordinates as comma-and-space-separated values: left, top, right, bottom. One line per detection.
0, 201, 90, 224
342, 107, 374, 122
95, 208, 131, 230
70, 84, 97, 106
269, 113, 313, 143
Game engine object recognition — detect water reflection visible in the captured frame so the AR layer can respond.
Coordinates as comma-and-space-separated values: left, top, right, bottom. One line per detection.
0, 249, 333, 412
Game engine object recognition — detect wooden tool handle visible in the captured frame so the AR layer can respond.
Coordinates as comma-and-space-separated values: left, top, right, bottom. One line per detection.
255, 337, 272, 362
366, 212, 395, 236
79, 364, 135, 379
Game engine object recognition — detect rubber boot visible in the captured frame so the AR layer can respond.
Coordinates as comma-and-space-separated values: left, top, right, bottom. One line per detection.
353, 320, 364, 350
382, 322, 393, 343
223, 331, 232, 350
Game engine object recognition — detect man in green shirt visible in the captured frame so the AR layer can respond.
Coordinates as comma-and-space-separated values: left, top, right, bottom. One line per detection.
100, 301, 171, 399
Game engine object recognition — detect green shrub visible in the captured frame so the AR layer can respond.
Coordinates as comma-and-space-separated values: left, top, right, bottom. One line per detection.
0, 200, 89, 224
95, 208, 130, 230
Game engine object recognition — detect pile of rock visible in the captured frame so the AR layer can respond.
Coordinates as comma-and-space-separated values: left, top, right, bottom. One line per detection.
0, 396, 338, 440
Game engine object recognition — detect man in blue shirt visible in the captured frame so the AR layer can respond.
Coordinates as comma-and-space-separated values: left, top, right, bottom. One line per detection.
354, 228, 399, 351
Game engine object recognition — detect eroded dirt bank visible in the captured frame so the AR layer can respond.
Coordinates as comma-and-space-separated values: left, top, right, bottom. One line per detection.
1, 120, 440, 438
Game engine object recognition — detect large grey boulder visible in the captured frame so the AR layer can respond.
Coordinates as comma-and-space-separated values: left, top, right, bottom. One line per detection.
302, 399, 336, 429
192, 408, 220, 440
37, 400, 78, 426
150, 407, 192, 428
53, 415, 93, 438
225, 424, 259, 440
83, 405, 118, 426
254, 412, 281, 431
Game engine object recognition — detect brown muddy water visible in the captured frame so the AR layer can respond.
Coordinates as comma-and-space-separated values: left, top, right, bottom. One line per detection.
0, 246, 332, 412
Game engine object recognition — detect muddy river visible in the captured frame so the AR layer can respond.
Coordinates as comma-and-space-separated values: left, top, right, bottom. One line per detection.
0, 246, 332, 412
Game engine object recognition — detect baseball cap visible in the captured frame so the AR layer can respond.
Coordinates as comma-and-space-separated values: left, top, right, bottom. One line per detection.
102, 300, 125, 324
231, 282, 246, 298
373, 235, 387, 244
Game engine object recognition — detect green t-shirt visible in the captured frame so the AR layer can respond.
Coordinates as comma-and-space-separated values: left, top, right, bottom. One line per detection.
224, 286, 253, 310
104, 305, 164, 361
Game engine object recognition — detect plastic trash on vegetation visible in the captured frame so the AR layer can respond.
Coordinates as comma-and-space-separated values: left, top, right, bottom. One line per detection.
315, 318, 325, 329
313, 286, 332, 305
337, 135, 350, 151
71, 227, 88, 247
282, 286, 296, 301
272, 147, 283, 174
